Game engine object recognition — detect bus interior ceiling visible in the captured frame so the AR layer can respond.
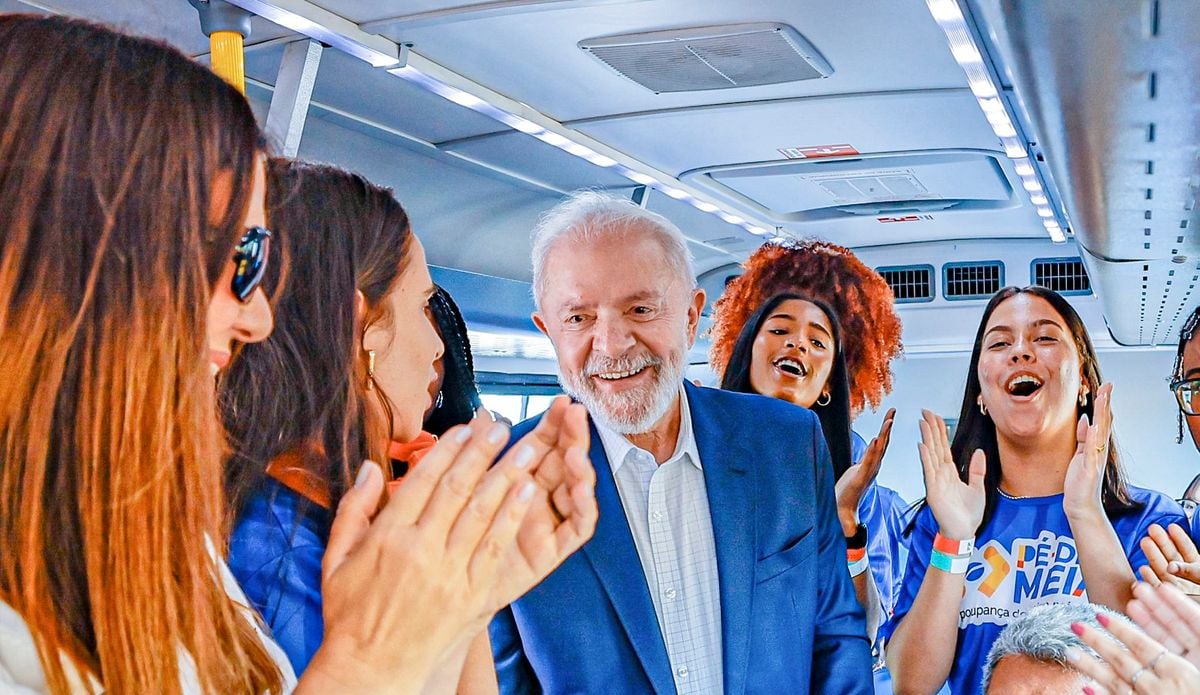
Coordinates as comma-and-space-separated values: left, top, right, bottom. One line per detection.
11, 0, 1199, 502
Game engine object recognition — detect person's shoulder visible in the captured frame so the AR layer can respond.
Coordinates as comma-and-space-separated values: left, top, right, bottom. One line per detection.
1124, 484, 1186, 517
232, 481, 326, 549
692, 384, 817, 425
874, 483, 908, 509
511, 410, 550, 441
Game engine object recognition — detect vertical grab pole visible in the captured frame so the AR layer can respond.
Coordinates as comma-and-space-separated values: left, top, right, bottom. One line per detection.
189, 0, 254, 94
209, 30, 247, 94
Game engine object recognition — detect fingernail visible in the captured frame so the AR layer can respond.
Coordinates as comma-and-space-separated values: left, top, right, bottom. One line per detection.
1095, 613, 1110, 627
1064, 647, 1080, 662
488, 422, 509, 445
355, 462, 376, 488
1083, 686, 1096, 695
1070, 622, 1085, 636
518, 481, 536, 501
514, 445, 536, 469
454, 425, 472, 443
1169, 561, 1180, 573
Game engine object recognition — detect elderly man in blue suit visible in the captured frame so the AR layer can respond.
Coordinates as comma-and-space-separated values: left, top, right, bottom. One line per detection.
489, 191, 872, 694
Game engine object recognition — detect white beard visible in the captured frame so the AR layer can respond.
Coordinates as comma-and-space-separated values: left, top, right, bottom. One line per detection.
558, 347, 685, 435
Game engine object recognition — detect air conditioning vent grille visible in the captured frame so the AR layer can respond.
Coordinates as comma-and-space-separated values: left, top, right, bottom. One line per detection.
877, 265, 934, 303
1032, 257, 1091, 296
580, 23, 831, 93
944, 261, 1004, 301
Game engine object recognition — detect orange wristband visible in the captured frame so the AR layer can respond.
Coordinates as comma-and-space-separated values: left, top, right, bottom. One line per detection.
933, 532, 974, 557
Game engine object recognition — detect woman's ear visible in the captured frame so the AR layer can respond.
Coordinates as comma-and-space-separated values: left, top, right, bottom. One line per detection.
357, 290, 378, 352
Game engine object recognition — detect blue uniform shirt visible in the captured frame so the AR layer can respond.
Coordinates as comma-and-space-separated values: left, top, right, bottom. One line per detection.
883, 486, 1185, 695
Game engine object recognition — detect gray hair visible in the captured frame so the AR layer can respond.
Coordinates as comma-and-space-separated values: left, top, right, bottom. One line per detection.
981, 602, 1129, 692
530, 190, 696, 310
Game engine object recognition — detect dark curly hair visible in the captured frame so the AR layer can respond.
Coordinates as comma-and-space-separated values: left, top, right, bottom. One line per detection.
709, 240, 903, 413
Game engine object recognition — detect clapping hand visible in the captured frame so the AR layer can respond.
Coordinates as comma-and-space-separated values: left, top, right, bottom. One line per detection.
1067, 583, 1200, 694
835, 408, 895, 534
1137, 523, 1200, 602
494, 396, 597, 608
301, 402, 597, 692
1063, 383, 1114, 519
918, 409, 985, 542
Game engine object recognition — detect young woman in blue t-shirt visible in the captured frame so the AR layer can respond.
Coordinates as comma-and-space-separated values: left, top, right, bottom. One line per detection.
885, 286, 1186, 695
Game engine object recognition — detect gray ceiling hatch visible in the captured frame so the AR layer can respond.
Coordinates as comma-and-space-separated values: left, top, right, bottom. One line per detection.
579, 23, 832, 93
682, 150, 1017, 224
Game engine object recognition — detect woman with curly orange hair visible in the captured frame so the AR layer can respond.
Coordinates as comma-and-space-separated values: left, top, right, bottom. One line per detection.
710, 239, 908, 684
710, 240, 903, 413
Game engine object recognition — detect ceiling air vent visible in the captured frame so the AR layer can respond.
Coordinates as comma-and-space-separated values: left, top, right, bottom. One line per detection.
944, 261, 1005, 301
1032, 257, 1091, 296
877, 265, 935, 303
579, 23, 832, 93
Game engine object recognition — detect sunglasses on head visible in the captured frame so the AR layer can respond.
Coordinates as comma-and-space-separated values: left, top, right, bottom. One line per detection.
1171, 377, 1200, 416
231, 226, 271, 303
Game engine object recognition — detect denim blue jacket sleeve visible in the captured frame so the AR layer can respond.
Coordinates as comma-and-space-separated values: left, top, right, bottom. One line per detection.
228, 480, 329, 676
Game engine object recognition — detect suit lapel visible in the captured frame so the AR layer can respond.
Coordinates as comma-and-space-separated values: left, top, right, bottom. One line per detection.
580, 419, 676, 694
685, 382, 758, 695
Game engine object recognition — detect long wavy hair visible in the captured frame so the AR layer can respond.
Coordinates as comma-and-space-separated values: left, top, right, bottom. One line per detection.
423, 286, 483, 436
916, 286, 1140, 534
720, 293, 853, 480
221, 159, 413, 519
0, 14, 280, 693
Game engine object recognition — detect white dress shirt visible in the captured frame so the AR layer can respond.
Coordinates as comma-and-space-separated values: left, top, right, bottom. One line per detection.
594, 387, 724, 694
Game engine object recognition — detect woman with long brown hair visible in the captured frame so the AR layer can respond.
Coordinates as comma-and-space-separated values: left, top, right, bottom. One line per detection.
884, 286, 1186, 695
0, 14, 597, 693
224, 159, 552, 689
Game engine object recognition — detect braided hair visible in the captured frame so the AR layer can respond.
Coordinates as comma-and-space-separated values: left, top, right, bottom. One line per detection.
424, 286, 484, 435
1173, 307, 1200, 443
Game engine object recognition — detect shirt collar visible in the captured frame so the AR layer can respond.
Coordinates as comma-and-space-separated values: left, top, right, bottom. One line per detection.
593, 385, 702, 473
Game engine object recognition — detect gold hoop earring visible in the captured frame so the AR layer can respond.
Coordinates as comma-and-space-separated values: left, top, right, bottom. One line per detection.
977, 396, 988, 416
816, 392, 831, 407
366, 349, 376, 391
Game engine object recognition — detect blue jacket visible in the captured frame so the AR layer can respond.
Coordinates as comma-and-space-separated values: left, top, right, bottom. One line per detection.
228, 481, 328, 674
490, 382, 873, 694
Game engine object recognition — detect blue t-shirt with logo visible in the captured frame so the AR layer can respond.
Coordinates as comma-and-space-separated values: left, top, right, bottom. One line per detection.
883, 486, 1185, 695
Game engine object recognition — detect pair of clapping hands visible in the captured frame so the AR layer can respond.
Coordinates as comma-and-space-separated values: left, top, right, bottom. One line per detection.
1059, 521, 1200, 693
296, 396, 597, 694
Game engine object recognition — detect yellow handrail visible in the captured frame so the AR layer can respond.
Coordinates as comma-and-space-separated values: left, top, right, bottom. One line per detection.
209, 30, 245, 94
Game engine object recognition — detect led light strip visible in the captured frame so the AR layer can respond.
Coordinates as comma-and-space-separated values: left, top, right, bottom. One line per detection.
925, 0, 1066, 243
224, 0, 775, 240
390, 58, 773, 238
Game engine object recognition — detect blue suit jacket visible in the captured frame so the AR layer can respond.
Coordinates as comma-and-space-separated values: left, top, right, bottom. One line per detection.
490, 382, 873, 694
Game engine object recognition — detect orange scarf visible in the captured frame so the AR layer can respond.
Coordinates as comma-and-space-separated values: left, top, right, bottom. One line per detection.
265, 431, 439, 509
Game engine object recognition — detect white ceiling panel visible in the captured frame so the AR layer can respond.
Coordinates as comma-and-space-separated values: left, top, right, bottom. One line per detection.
443, 131, 636, 190
374, 0, 967, 123
572, 91, 998, 176
244, 46, 510, 144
